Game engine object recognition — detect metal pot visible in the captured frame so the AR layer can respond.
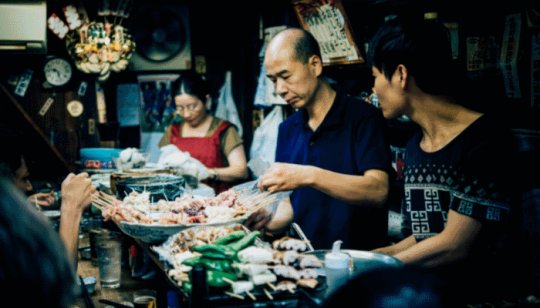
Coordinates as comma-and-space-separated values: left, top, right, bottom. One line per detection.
114, 174, 185, 202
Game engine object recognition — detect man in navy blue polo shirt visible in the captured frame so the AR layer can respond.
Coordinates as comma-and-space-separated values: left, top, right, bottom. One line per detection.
251, 28, 392, 250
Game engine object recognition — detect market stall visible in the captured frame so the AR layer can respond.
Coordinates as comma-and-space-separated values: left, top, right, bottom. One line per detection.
82, 183, 402, 307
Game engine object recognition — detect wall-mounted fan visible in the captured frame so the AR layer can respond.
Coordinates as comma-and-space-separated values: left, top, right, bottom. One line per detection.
129, 4, 192, 71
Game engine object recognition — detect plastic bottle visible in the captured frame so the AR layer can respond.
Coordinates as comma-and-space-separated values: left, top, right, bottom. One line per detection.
324, 240, 350, 295
189, 264, 209, 308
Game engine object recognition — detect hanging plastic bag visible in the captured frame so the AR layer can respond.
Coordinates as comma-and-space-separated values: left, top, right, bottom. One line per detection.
215, 71, 243, 137
254, 26, 287, 107
254, 65, 287, 107
254, 64, 272, 108
249, 105, 283, 167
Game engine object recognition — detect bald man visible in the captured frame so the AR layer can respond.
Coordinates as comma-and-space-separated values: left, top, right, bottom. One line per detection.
249, 28, 392, 250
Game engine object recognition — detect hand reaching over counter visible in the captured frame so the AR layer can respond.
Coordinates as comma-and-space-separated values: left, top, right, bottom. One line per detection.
59, 172, 98, 267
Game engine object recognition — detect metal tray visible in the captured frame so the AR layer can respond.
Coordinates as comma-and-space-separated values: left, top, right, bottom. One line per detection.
306, 249, 403, 276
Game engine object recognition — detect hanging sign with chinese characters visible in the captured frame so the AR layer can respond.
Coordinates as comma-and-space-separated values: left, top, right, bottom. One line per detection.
292, 0, 364, 66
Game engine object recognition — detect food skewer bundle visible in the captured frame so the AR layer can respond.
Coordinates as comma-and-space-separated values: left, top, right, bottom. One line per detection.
159, 228, 322, 303
93, 186, 280, 226
153, 224, 246, 269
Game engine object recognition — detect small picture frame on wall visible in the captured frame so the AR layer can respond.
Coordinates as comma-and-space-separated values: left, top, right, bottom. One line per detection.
292, 0, 364, 66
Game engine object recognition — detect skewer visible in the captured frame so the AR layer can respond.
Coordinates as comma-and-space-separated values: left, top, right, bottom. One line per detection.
96, 193, 109, 202
241, 195, 278, 218
96, 192, 118, 207
266, 282, 277, 291
292, 223, 315, 251
245, 290, 256, 301
94, 197, 113, 208
222, 277, 256, 300
263, 288, 273, 300
98, 191, 117, 202
224, 291, 244, 300
91, 199, 110, 211
222, 277, 235, 285
95, 196, 113, 207
91, 202, 104, 211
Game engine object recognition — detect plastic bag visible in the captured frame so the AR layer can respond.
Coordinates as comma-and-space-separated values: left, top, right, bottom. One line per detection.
215, 71, 243, 137
247, 156, 271, 178
253, 64, 272, 108
249, 105, 283, 166
231, 179, 292, 217
156, 145, 209, 180
116, 147, 147, 171
254, 26, 287, 107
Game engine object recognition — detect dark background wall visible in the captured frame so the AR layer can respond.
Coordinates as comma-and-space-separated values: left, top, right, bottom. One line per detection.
0, 0, 537, 181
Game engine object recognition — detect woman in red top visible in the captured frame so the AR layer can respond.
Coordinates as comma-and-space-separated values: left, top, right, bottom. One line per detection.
159, 73, 248, 194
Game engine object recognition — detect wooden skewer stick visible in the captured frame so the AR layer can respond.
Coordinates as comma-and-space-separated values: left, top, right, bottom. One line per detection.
245, 290, 256, 301
98, 191, 117, 202
91, 199, 110, 211
94, 198, 112, 208
263, 288, 274, 300
96, 193, 107, 200
266, 282, 277, 291
222, 277, 235, 285
91, 202, 104, 212
97, 193, 114, 203
224, 291, 244, 300
95, 193, 118, 208
287, 285, 295, 294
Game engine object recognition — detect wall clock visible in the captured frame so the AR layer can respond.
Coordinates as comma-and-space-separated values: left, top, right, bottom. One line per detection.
43, 57, 73, 87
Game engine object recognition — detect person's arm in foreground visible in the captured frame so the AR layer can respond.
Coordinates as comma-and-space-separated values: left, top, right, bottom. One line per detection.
245, 197, 294, 233
384, 211, 482, 267
59, 173, 97, 268
213, 145, 248, 182
27, 191, 56, 207
372, 235, 417, 256
258, 162, 388, 206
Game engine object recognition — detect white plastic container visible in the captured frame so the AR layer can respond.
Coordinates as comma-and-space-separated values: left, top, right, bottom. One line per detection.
324, 240, 351, 295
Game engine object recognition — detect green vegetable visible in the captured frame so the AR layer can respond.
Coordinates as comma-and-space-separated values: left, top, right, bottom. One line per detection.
184, 256, 232, 272
227, 231, 261, 252
182, 256, 202, 266
206, 270, 237, 288
213, 231, 245, 245
182, 281, 192, 294
200, 251, 232, 260
192, 244, 235, 259
200, 258, 233, 273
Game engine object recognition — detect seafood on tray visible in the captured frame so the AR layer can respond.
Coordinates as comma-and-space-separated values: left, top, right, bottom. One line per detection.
94, 186, 278, 226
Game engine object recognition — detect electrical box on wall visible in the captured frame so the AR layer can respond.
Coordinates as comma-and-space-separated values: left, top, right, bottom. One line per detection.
129, 4, 192, 71
0, 1, 47, 54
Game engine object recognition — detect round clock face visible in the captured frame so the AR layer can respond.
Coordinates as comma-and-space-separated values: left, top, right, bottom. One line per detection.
44, 57, 72, 87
